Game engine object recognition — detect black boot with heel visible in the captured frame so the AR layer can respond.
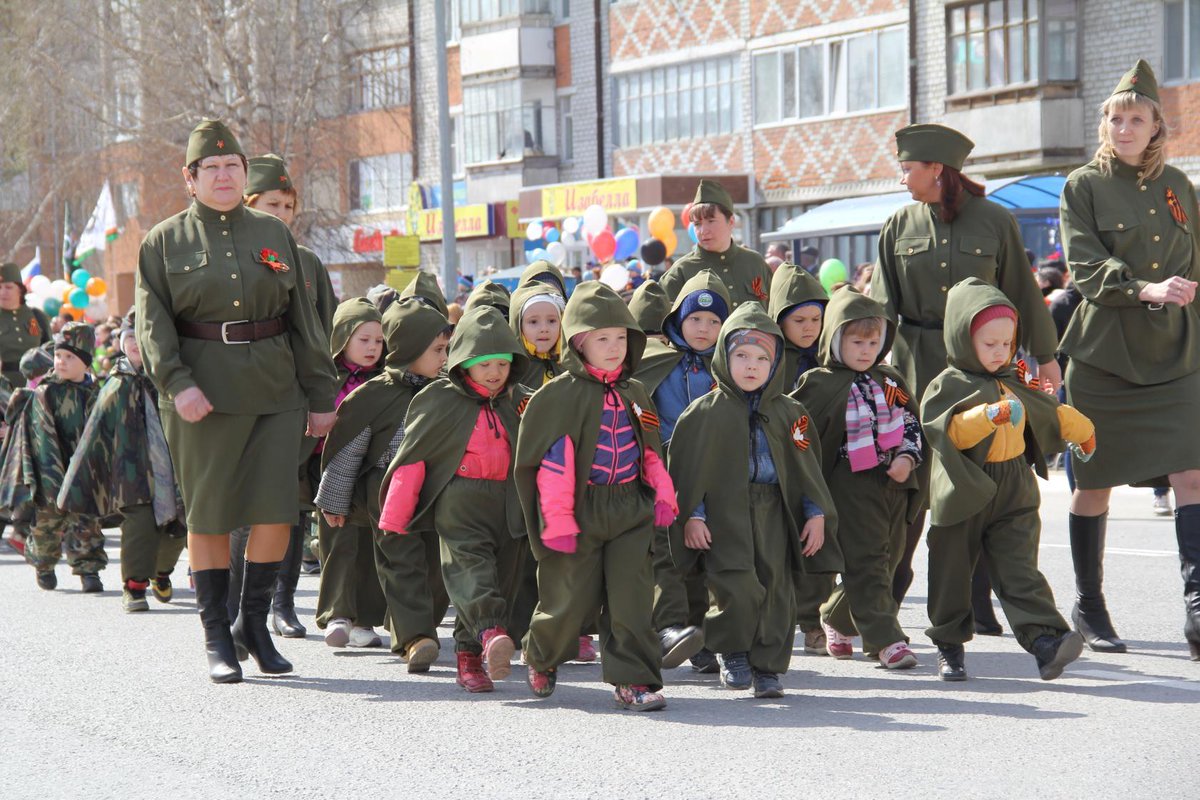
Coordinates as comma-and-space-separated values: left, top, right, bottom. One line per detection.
1174, 505, 1200, 661
231, 560, 294, 674
271, 523, 307, 638
1069, 512, 1127, 653
193, 568, 242, 684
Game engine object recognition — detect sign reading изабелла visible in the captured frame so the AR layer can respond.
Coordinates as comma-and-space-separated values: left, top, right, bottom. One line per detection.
541, 178, 638, 219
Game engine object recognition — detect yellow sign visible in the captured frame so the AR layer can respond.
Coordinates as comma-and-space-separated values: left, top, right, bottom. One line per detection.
503, 201, 522, 239
418, 204, 494, 242
385, 268, 420, 292
541, 178, 638, 219
384, 234, 420, 267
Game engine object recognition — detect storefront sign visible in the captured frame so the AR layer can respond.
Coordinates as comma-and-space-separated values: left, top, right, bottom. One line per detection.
384, 235, 421, 267
385, 268, 420, 292
352, 222, 406, 254
541, 178, 638, 219
503, 201, 522, 239
418, 204, 495, 242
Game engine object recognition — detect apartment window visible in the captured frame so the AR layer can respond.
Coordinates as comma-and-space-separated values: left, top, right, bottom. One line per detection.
947, 0, 1077, 95
1166, 0, 1200, 81
614, 57, 740, 147
753, 28, 905, 125
349, 153, 413, 212
347, 47, 411, 111
560, 95, 574, 162
445, 0, 462, 42
460, 0, 551, 23
111, 82, 141, 140
115, 181, 140, 222
463, 83, 556, 163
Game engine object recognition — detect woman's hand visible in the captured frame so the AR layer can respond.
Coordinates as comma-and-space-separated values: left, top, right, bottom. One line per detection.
307, 410, 337, 438
1036, 359, 1062, 395
321, 511, 346, 529
174, 386, 213, 423
1139, 276, 1198, 307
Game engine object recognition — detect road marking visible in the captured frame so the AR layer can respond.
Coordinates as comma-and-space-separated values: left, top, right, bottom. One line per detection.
1042, 544, 1177, 558
1071, 668, 1200, 692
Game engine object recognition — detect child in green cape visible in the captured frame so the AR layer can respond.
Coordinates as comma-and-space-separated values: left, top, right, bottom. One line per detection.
793, 287, 923, 668
515, 281, 678, 711
669, 302, 840, 697
316, 298, 453, 673
378, 306, 531, 693
922, 278, 1094, 682
0, 344, 53, 556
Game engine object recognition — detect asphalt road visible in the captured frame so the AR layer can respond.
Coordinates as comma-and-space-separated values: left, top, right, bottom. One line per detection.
1, 472, 1195, 800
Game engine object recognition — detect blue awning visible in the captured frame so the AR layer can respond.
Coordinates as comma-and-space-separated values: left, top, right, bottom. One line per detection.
763, 174, 1067, 242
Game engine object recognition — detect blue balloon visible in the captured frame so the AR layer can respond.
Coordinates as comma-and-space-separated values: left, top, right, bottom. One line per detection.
545, 227, 560, 243
69, 287, 90, 309
614, 227, 640, 261
527, 248, 549, 264
687, 222, 698, 244
71, 268, 91, 289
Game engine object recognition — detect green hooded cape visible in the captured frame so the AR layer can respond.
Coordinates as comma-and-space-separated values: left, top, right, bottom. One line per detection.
464, 280, 512, 318
628, 280, 671, 335
635, 269, 730, 395
379, 305, 531, 536
514, 281, 663, 554
518, 260, 567, 296
399, 271, 450, 318
920, 278, 1067, 527
666, 302, 841, 575
509, 283, 565, 388
792, 287, 924, 523
321, 299, 449, 525
768, 263, 828, 390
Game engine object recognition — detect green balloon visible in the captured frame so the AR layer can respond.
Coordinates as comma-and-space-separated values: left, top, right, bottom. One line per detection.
818, 258, 848, 292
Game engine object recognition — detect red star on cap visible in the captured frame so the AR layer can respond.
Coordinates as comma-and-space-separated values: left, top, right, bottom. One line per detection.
280, 176, 288, 183
1131, 76, 1139, 84
217, 139, 225, 148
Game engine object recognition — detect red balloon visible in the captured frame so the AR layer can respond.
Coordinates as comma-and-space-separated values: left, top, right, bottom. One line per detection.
590, 230, 617, 263
680, 203, 693, 229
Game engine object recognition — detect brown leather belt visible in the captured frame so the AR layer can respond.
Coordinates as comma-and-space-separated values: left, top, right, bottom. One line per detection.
176, 317, 287, 345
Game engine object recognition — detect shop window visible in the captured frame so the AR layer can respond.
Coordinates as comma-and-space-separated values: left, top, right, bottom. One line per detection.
946, 0, 1077, 96
614, 56, 740, 147
349, 153, 413, 213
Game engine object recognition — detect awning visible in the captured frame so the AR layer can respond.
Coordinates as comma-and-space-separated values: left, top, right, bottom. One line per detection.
763, 174, 1067, 242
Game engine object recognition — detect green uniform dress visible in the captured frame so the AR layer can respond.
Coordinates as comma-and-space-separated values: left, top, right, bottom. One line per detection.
135, 200, 338, 533
0, 303, 51, 389
661, 243, 772, 310
1059, 159, 1200, 488
793, 289, 924, 654
315, 299, 451, 656
380, 306, 531, 655
668, 303, 842, 674
921, 279, 1074, 652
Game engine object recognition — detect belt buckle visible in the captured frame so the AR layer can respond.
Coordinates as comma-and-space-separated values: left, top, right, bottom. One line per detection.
221, 319, 251, 345
1147, 302, 1165, 312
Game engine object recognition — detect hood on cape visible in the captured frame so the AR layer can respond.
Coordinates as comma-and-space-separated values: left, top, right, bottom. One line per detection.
768, 262, 827, 324
329, 298, 383, 361
518, 260, 567, 297
381, 298, 450, 371
628, 280, 671, 334
818, 286, 895, 369
399, 271, 450, 317
446, 305, 529, 395
560, 280, 646, 378
711, 301, 785, 403
464, 279, 512, 318
944, 278, 1018, 376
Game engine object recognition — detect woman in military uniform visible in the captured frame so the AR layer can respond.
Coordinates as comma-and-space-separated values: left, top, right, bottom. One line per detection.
1059, 61, 1200, 660
870, 124, 1060, 615
0, 262, 51, 388
135, 120, 338, 683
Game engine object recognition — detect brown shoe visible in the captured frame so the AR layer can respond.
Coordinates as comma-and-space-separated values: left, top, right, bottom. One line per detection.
480, 626, 515, 681
803, 628, 828, 656
404, 636, 439, 673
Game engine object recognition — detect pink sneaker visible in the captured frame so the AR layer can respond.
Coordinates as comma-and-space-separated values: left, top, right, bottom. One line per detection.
577, 635, 598, 662
880, 641, 918, 670
613, 684, 666, 711
822, 621, 854, 659
480, 626, 515, 681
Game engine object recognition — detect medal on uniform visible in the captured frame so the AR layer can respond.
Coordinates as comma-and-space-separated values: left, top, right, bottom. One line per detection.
751, 276, 768, 304
1015, 359, 1040, 389
883, 376, 909, 407
27, 316, 40, 337
1167, 187, 1189, 225
258, 248, 290, 273
791, 416, 810, 450
632, 401, 659, 431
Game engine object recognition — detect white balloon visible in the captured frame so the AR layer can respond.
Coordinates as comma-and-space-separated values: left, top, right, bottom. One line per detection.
562, 216, 581, 236
29, 275, 51, 295
525, 221, 543, 241
546, 241, 568, 267
582, 204, 608, 236
600, 264, 630, 292
86, 297, 109, 320
51, 279, 71, 296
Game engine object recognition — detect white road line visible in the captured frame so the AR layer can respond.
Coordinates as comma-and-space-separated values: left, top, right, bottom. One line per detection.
1071, 668, 1200, 692
1042, 544, 1177, 558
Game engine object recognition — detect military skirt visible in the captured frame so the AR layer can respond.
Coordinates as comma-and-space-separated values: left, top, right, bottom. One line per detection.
161, 404, 306, 533
1065, 359, 1200, 489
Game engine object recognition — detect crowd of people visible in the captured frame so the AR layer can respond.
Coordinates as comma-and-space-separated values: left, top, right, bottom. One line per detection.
0, 60, 1197, 710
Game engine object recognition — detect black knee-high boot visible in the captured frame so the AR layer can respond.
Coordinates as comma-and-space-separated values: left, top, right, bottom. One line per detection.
971, 554, 1003, 636
193, 568, 243, 684
1069, 512, 1126, 653
1174, 504, 1200, 661
271, 522, 307, 638
226, 526, 250, 622
232, 560, 294, 674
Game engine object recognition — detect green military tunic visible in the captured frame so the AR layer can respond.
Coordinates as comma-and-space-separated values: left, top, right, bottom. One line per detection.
1059, 159, 1200, 488
0, 305, 51, 389
136, 199, 338, 534
299, 246, 337, 336
661, 243, 772, 310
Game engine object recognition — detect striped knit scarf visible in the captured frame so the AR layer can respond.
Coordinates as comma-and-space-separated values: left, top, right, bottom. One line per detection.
845, 376, 905, 472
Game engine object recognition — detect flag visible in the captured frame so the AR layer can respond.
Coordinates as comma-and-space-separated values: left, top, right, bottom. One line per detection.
21, 247, 41, 282
73, 180, 119, 266
62, 201, 74, 273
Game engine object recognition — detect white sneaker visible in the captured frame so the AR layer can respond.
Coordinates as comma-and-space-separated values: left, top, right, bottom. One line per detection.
1153, 494, 1173, 516
325, 618, 351, 648
348, 626, 383, 648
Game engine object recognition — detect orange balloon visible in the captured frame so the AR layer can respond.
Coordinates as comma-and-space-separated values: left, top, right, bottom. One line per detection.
62, 303, 84, 320
86, 277, 107, 297
661, 229, 678, 256
648, 206, 675, 241
61, 287, 73, 303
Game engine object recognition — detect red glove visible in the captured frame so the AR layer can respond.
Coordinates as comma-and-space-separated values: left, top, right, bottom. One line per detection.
541, 516, 579, 554
654, 500, 677, 528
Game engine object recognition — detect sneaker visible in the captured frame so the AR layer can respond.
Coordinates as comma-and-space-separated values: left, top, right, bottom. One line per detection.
613, 684, 666, 712
300, 559, 321, 575
123, 580, 150, 613
80, 574, 103, 593
324, 617, 352, 648
803, 628, 828, 655
526, 665, 557, 698
480, 626, 515, 680
689, 647, 720, 674
822, 621, 854, 659
718, 651, 752, 690
1032, 631, 1084, 681
404, 636, 439, 673
880, 641, 918, 670
348, 626, 383, 648
1153, 493, 1173, 516
576, 635, 598, 662
751, 669, 784, 699
659, 624, 704, 669
455, 651, 494, 693
151, 573, 174, 603
36, 570, 57, 591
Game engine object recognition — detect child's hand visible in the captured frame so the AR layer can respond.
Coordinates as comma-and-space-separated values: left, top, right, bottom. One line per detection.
887, 454, 914, 484
985, 398, 1023, 427
683, 518, 712, 550
1068, 433, 1097, 463
800, 516, 825, 557
654, 499, 677, 528
322, 511, 346, 529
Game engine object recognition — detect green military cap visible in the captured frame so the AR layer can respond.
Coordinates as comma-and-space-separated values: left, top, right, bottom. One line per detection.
245, 153, 293, 196
1112, 59, 1159, 104
693, 179, 734, 216
185, 119, 244, 165
0, 262, 20, 285
19, 343, 53, 380
55, 321, 95, 365
894, 123, 975, 170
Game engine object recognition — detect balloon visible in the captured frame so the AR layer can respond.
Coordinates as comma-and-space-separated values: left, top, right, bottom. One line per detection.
61, 286, 73, 303
85, 297, 109, 321
818, 258, 849, 292
582, 204, 608, 236
42, 296, 62, 317
70, 287, 90, 308
86, 277, 107, 297
526, 221, 543, 241
562, 216, 581, 236
545, 227, 560, 243
660, 230, 678, 256
546, 241, 568, 267
648, 206, 674, 240
527, 247, 549, 264
680, 203, 693, 229
29, 275, 50, 295
61, 303, 84, 320
613, 227, 640, 261
687, 222, 698, 243
590, 229, 617, 263
639, 238, 667, 266
600, 264, 630, 291
71, 268, 91, 289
